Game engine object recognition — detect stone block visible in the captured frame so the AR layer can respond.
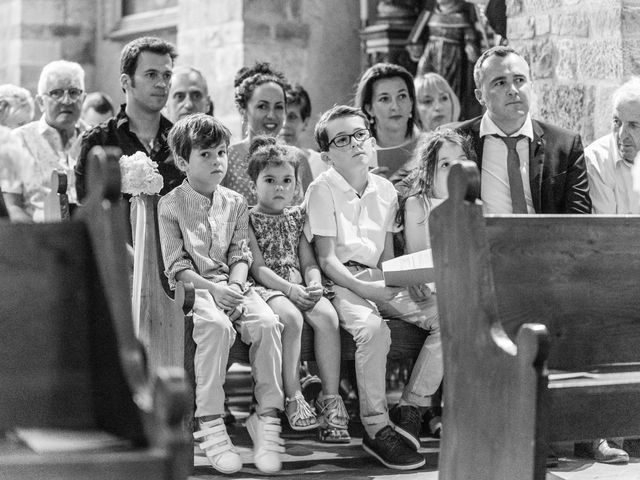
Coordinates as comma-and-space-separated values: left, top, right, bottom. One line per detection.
244, 18, 272, 42
520, 0, 561, 13
556, 38, 578, 80
622, 39, 640, 76
535, 14, 551, 36
508, 15, 535, 40
274, 21, 310, 47
528, 39, 556, 79
590, 7, 623, 38
20, 39, 62, 66
577, 40, 624, 80
552, 13, 589, 37
622, 6, 640, 37
535, 82, 595, 143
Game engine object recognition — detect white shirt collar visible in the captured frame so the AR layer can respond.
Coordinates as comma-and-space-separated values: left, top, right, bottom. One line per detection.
479, 113, 534, 141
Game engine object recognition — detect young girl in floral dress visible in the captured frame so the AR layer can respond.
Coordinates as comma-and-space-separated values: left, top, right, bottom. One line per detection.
247, 136, 349, 443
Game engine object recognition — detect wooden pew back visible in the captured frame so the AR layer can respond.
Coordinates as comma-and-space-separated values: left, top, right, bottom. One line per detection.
0, 148, 190, 479
430, 161, 640, 480
487, 215, 640, 370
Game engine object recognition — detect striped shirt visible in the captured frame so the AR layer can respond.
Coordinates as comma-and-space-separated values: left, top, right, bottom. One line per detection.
158, 179, 253, 289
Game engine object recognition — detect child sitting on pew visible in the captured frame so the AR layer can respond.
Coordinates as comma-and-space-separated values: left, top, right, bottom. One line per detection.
398, 128, 476, 437
304, 105, 441, 470
157, 113, 285, 475
246, 136, 349, 443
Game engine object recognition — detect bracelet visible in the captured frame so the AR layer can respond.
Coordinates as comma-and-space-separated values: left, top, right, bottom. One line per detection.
228, 280, 244, 291
285, 283, 293, 297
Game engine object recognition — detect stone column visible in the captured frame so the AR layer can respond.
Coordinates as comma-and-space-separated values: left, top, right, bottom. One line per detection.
507, 0, 640, 144
177, 0, 362, 149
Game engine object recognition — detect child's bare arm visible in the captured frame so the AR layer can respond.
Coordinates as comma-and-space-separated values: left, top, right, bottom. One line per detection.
315, 235, 402, 303
249, 225, 314, 311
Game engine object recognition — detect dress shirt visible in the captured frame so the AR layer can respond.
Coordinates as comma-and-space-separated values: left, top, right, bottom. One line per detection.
585, 133, 640, 214
158, 180, 253, 289
75, 104, 180, 201
304, 167, 400, 268
479, 113, 535, 214
4, 115, 85, 221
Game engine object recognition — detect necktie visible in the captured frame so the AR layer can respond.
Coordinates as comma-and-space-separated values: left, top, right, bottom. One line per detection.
499, 135, 528, 213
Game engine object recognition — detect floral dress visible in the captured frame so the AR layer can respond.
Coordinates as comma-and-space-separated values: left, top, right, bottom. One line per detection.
249, 206, 305, 301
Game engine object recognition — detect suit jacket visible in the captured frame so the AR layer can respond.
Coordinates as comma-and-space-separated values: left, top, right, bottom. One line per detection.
451, 116, 592, 214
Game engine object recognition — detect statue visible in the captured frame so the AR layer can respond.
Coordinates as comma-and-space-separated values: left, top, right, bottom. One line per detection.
406, 0, 483, 120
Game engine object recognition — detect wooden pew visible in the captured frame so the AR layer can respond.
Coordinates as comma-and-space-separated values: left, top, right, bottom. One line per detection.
0, 150, 191, 480
137, 193, 429, 381
430, 161, 640, 480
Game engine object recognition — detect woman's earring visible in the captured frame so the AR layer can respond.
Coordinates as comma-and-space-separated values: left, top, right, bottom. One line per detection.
370, 117, 375, 125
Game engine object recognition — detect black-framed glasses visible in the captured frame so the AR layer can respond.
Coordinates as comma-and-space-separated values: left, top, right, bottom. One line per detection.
328, 128, 371, 148
44, 88, 84, 101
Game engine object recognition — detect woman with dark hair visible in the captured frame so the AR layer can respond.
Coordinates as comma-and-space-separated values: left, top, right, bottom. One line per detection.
354, 62, 421, 185
222, 62, 312, 205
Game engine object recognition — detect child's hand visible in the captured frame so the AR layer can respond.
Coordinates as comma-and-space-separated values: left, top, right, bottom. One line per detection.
305, 282, 324, 302
408, 283, 432, 302
211, 282, 244, 311
361, 280, 403, 303
288, 284, 316, 311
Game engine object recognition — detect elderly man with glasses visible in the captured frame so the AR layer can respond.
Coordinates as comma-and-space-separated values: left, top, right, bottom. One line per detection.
2, 60, 86, 222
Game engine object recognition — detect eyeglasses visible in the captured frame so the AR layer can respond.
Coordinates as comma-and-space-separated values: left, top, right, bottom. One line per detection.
328, 128, 371, 148
44, 88, 84, 101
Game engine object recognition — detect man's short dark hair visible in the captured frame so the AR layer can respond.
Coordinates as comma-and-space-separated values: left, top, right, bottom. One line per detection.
473, 45, 523, 89
120, 36, 177, 79
168, 113, 231, 162
314, 105, 369, 152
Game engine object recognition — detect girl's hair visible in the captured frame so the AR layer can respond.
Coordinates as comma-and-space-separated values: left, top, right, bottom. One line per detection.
247, 136, 299, 183
397, 129, 476, 226
234, 61, 289, 112
414, 73, 461, 125
354, 62, 421, 138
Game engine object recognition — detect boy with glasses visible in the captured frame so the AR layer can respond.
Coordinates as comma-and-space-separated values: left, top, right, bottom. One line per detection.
304, 105, 442, 470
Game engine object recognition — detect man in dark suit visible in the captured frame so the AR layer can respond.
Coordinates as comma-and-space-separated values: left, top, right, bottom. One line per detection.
451, 45, 591, 214
452, 46, 630, 464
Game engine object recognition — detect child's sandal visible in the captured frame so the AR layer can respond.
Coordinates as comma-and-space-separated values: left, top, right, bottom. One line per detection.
316, 394, 351, 443
285, 391, 319, 431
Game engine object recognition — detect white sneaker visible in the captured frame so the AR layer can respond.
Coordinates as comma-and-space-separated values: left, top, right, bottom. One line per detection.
194, 417, 242, 474
245, 413, 285, 474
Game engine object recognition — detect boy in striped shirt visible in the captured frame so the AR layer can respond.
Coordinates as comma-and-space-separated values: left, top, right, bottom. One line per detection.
158, 113, 285, 475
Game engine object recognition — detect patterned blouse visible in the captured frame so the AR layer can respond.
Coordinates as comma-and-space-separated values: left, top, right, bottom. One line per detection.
249, 206, 305, 286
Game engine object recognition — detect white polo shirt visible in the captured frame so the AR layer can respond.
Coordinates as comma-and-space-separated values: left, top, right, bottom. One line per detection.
304, 168, 400, 268
479, 114, 536, 214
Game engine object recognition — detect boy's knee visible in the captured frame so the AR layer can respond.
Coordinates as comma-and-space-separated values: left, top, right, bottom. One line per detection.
352, 314, 390, 346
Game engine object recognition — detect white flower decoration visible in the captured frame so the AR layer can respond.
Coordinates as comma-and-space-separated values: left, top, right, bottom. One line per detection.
119, 151, 164, 196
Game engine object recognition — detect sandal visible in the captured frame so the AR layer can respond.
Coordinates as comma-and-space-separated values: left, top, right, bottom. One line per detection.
316, 394, 351, 443
285, 391, 319, 431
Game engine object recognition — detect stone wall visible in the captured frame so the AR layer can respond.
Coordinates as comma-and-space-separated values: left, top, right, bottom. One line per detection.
508, 0, 640, 144
0, 0, 97, 96
177, 0, 362, 147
